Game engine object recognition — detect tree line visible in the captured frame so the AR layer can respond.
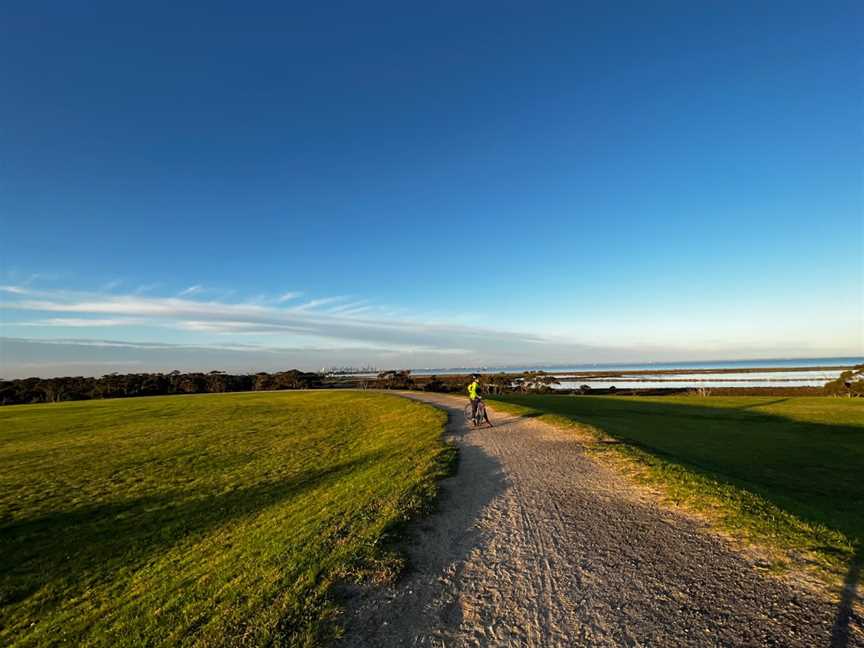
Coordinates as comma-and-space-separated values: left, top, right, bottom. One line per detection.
0, 370, 323, 405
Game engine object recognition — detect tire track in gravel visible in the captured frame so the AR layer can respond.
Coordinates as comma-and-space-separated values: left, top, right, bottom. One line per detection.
337, 393, 861, 647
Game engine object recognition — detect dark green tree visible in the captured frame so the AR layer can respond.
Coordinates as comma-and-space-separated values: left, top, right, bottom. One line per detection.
824, 365, 864, 397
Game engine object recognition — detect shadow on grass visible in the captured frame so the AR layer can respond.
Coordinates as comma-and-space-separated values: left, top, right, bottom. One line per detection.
497, 395, 864, 537
0, 454, 378, 609
495, 394, 864, 639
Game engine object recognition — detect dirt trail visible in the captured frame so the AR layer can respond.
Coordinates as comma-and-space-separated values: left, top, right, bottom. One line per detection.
338, 393, 861, 647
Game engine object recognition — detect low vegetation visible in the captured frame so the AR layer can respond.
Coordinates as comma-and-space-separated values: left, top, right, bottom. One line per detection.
491, 394, 864, 585
0, 391, 452, 647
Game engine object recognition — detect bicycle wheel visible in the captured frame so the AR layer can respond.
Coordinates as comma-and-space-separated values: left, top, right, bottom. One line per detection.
464, 402, 474, 424
477, 401, 489, 426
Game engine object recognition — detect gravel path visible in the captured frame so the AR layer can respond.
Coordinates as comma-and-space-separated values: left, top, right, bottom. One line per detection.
338, 393, 861, 647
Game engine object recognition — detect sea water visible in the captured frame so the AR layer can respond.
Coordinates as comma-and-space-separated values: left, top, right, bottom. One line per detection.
411, 357, 862, 388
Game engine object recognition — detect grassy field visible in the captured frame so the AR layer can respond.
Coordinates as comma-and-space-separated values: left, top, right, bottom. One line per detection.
492, 394, 864, 581
0, 391, 452, 647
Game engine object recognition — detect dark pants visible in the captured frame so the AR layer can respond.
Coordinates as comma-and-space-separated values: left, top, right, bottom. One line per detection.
471, 398, 481, 419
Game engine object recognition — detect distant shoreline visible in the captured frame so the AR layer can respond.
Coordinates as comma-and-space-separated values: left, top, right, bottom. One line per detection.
550, 364, 856, 378
408, 357, 863, 376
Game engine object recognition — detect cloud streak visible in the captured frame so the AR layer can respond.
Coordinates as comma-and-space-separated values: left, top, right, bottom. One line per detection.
0, 285, 556, 357
276, 291, 302, 303
177, 285, 204, 297
291, 296, 348, 312
18, 318, 145, 327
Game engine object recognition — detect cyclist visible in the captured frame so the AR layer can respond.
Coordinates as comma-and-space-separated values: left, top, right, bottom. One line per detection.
468, 374, 480, 416
467, 374, 491, 426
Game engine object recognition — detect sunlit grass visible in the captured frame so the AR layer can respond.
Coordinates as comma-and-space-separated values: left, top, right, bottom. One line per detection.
0, 391, 451, 647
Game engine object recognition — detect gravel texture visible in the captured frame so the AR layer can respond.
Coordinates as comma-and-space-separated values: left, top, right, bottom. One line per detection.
337, 393, 862, 647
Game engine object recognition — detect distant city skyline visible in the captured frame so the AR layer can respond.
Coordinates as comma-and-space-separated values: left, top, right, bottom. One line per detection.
2, 2, 862, 377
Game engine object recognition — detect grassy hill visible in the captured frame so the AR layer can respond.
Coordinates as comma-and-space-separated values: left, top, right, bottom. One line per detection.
492, 394, 864, 583
0, 391, 451, 647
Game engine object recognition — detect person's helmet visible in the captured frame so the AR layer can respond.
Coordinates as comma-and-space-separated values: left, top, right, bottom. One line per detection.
471, 373, 480, 379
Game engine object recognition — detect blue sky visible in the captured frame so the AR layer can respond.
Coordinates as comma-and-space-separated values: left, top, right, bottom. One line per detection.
1, 1, 862, 376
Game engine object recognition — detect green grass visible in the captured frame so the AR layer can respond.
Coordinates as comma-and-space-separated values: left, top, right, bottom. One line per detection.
0, 391, 452, 647
491, 394, 864, 580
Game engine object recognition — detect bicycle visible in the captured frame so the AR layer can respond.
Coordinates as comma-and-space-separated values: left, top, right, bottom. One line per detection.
463, 398, 492, 427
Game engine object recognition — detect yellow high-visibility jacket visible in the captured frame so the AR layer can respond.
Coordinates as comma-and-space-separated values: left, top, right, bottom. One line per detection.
468, 380, 479, 400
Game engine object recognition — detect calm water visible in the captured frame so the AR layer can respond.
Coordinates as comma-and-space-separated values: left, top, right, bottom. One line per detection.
411, 357, 862, 388
556, 369, 846, 388
413, 357, 863, 375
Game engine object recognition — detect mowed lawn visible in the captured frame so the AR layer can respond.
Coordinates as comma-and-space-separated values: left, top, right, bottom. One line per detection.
0, 391, 450, 647
493, 395, 864, 572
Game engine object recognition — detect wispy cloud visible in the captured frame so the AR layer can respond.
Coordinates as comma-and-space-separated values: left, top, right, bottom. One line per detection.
100, 279, 123, 291
336, 305, 375, 318
291, 296, 347, 312
18, 318, 144, 328
327, 300, 369, 314
175, 320, 316, 335
0, 285, 28, 294
276, 291, 302, 303
0, 285, 556, 356
178, 285, 204, 297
